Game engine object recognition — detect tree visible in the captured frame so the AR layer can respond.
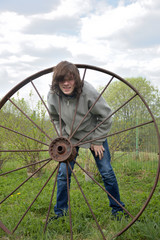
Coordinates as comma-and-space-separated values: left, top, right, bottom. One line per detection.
0, 91, 54, 175
100, 77, 160, 158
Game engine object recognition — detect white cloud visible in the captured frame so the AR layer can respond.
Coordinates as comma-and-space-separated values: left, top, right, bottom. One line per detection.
0, 12, 30, 55
0, 0, 160, 100
80, 0, 153, 45
0, 11, 30, 32
31, 0, 93, 20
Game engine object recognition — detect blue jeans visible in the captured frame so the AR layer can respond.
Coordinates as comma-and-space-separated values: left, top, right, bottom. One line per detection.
54, 139, 124, 215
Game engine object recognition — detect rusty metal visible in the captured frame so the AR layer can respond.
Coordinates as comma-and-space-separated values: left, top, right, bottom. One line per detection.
0, 158, 52, 204
66, 162, 73, 240
0, 67, 54, 108
44, 163, 60, 233
0, 64, 160, 240
68, 161, 106, 240
58, 95, 80, 139
0, 221, 11, 235
8, 98, 53, 141
76, 64, 160, 238
108, 120, 154, 137
69, 75, 114, 141
76, 120, 154, 147
0, 158, 51, 176
12, 163, 59, 234
31, 80, 59, 136
69, 98, 79, 137
74, 92, 137, 146
0, 149, 48, 152
74, 160, 133, 219
82, 68, 87, 82
58, 95, 62, 136
49, 137, 77, 162
0, 124, 49, 146
112, 156, 160, 239
69, 68, 87, 138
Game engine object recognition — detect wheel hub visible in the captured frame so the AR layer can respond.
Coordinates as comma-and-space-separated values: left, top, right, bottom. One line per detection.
49, 137, 77, 162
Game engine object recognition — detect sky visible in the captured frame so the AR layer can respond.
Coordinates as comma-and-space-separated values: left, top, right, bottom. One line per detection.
0, 0, 160, 100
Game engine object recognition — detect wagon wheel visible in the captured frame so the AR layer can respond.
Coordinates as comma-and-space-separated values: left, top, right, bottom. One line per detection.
0, 64, 160, 240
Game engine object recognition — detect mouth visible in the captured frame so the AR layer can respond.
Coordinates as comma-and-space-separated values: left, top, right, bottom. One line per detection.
62, 87, 71, 90
59, 83, 74, 95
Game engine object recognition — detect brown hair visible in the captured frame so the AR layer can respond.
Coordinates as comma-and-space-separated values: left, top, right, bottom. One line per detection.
51, 61, 83, 97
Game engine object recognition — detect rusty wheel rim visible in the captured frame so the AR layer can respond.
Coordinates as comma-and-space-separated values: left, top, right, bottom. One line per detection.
0, 64, 160, 239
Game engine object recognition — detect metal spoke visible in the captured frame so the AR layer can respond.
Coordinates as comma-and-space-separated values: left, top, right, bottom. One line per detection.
0, 67, 53, 109
12, 164, 59, 234
74, 93, 137, 147
74, 160, 133, 218
0, 159, 52, 204
0, 158, 51, 176
69, 98, 79, 138
68, 162, 106, 240
69, 68, 87, 137
66, 161, 73, 240
0, 221, 12, 235
82, 68, 87, 82
0, 125, 49, 146
112, 157, 160, 239
31, 81, 59, 137
0, 149, 48, 153
44, 163, 60, 233
58, 96, 62, 136
69, 76, 114, 141
75, 120, 154, 147
107, 120, 154, 138
8, 98, 53, 141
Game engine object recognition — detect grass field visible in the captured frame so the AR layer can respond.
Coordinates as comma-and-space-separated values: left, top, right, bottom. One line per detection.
0, 150, 160, 240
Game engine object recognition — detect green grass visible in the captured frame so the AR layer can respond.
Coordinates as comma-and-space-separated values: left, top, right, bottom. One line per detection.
0, 151, 160, 240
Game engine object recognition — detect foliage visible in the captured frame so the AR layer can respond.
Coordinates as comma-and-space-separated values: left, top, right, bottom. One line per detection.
102, 77, 160, 118
0, 91, 54, 174
99, 77, 160, 158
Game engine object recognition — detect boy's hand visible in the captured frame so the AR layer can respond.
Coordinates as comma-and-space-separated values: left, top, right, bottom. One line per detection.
91, 144, 105, 160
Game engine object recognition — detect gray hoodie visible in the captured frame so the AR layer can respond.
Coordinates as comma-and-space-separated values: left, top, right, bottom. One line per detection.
47, 81, 112, 148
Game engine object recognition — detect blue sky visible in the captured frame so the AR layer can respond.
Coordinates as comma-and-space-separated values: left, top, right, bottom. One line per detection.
0, 0, 160, 98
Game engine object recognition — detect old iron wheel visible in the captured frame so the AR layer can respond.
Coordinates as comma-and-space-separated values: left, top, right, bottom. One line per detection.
49, 137, 77, 162
0, 64, 160, 239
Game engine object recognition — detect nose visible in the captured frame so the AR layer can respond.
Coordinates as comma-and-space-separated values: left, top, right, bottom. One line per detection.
63, 80, 70, 85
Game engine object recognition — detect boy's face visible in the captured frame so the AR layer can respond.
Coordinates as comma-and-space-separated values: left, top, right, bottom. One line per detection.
59, 74, 75, 95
